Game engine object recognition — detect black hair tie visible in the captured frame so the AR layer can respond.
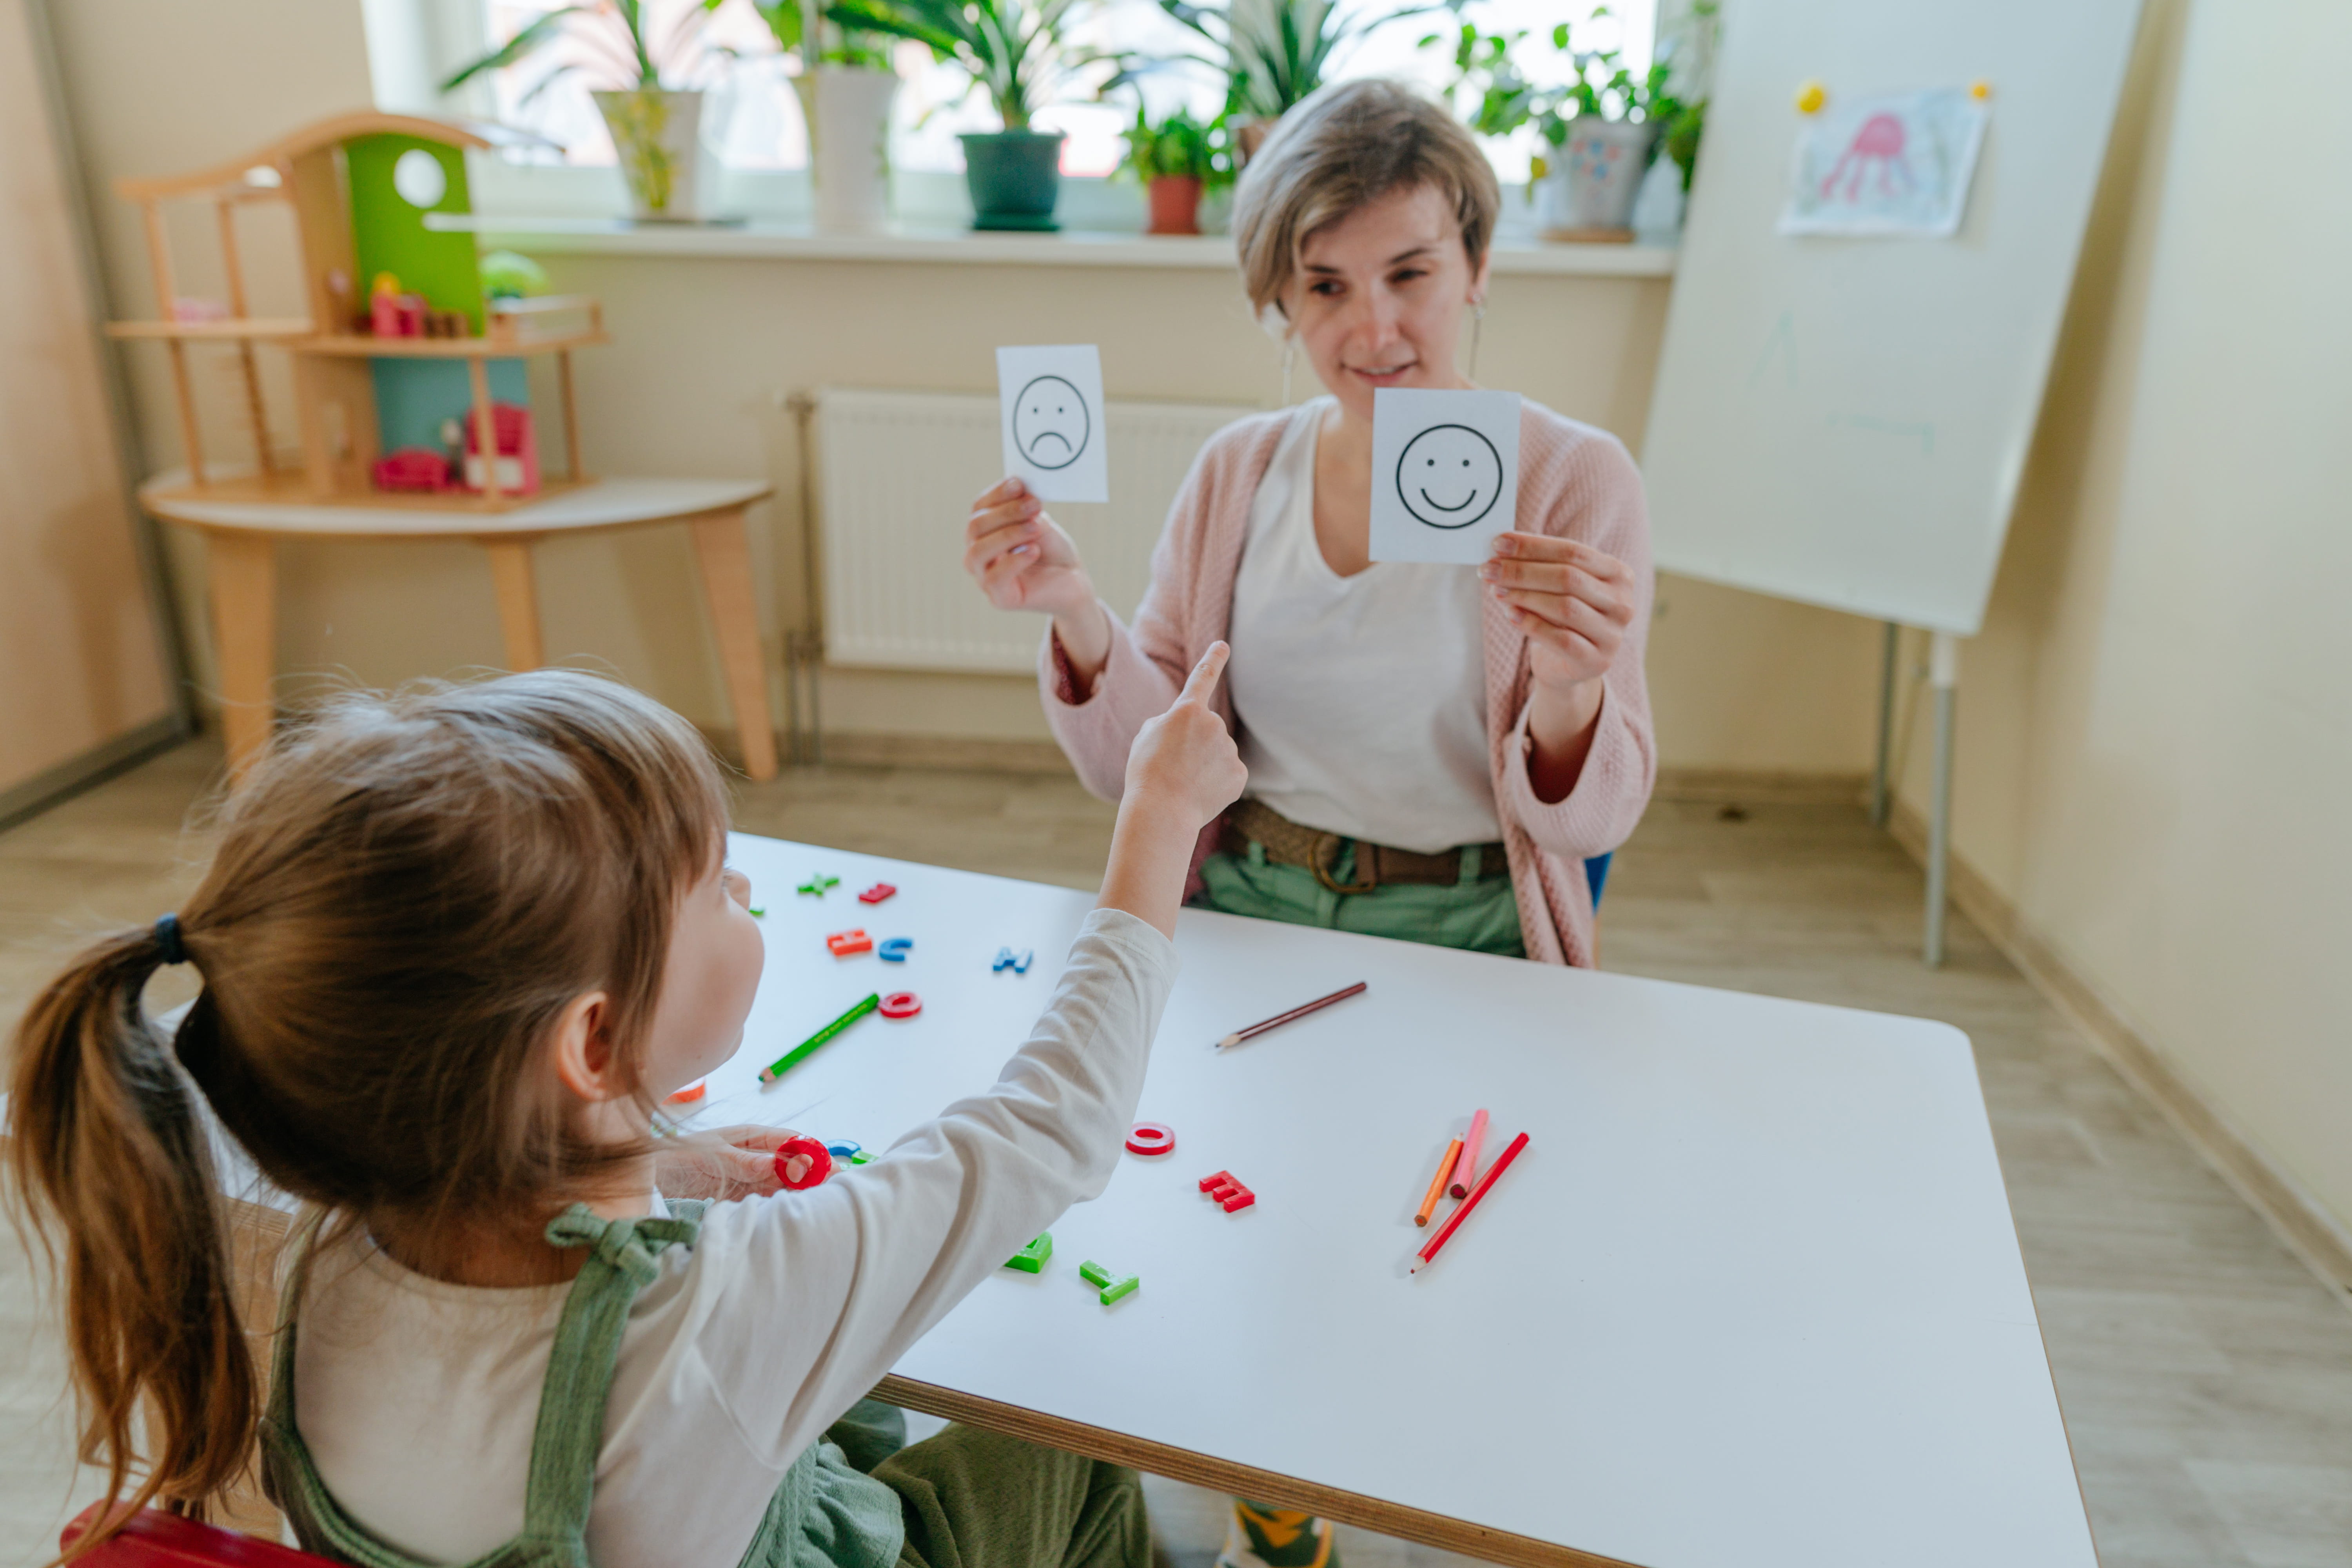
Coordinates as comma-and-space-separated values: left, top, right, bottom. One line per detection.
152, 913, 187, 966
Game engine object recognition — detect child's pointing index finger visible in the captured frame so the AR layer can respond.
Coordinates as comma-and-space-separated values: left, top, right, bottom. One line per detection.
1177, 641, 1230, 706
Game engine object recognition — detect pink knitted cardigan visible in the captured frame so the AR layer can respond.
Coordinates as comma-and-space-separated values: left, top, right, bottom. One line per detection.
1037, 401, 1655, 967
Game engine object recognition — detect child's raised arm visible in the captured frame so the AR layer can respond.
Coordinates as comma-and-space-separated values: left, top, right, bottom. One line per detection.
1094, 641, 1246, 939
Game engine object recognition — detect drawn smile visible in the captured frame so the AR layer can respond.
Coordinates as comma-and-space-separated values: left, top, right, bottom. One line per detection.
1417, 487, 1480, 512
1394, 423, 1505, 530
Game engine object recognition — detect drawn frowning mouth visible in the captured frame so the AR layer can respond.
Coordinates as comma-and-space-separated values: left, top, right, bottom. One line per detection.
1418, 488, 1479, 513
1028, 432, 1075, 459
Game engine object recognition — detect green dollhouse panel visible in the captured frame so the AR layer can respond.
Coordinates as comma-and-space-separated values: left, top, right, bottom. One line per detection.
372, 359, 529, 456
346, 134, 485, 332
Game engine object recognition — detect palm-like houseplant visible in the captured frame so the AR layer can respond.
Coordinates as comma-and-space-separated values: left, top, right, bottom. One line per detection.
824, 0, 1092, 227
442, 0, 734, 220
1151, 0, 1436, 158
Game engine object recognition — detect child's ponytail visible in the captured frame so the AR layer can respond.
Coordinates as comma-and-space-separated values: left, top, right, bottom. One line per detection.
6, 917, 254, 1542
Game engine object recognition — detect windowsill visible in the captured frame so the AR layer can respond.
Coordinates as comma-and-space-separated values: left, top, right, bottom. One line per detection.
440, 215, 1679, 276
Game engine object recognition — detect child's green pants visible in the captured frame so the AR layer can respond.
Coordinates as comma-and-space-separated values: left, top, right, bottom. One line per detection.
828, 1400, 1149, 1568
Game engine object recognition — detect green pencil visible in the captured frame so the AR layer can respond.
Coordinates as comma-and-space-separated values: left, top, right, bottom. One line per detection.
761, 993, 880, 1084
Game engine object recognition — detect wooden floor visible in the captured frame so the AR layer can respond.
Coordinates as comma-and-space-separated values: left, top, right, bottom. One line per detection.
3, 741, 2347, 1568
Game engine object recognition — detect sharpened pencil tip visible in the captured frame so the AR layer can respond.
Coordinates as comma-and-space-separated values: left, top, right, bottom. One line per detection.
1214, 1033, 1238, 1049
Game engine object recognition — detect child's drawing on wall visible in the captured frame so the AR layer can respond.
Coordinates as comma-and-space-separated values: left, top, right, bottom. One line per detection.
1780, 88, 1989, 238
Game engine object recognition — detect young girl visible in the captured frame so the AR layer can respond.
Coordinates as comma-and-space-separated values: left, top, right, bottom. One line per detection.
10, 653, 1244, 1568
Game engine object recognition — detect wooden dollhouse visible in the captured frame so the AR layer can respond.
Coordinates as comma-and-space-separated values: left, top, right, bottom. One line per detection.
105, 111, 605, 512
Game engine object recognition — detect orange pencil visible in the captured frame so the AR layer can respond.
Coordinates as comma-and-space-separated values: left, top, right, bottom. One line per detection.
1448, 1108, 1489, 1198
1414, 1138, 1463, 1227
1412, 1131, 1529, 1273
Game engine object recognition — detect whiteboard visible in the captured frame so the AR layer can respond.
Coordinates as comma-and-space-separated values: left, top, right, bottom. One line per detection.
1641, 0, 2145, 635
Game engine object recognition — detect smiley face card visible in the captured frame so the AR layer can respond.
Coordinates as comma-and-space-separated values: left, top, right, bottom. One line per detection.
998, 344, 1109, 503
1368, 388, 1523, 565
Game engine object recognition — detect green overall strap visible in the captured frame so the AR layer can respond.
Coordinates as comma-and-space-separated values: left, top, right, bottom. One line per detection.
258, 1203, 704, 1568
522, 1204, 706, 1552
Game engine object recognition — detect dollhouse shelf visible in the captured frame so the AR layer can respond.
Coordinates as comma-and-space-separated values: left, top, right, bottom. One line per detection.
293, 328, 610, 359
105, 318, 316, 341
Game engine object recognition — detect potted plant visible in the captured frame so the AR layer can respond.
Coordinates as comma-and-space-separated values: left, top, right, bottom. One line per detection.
757, 0, 900, 230
442, 0, 737, 222
826, 0, 1088, 230
1116, 106, 1231, 234
1425, 9, 1703, 240
1148, 0, 1436, 163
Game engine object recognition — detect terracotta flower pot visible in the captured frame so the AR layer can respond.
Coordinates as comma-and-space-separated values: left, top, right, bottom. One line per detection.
1147, 175, 1203, 235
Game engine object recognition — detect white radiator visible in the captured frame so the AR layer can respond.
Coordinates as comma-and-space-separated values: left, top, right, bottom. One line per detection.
815, 388, 1261, 673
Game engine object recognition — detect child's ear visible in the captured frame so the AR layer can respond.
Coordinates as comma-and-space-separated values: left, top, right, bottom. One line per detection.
549, 991, 624, 1102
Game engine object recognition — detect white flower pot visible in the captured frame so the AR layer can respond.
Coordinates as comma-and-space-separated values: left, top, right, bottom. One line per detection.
794, 67, 898, 231
1538, 118, 1661, 239
593, 88, 711, 221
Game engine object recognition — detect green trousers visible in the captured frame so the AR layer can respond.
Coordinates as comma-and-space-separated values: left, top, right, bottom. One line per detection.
1196, 842, 1524, 958
828, 1401, 1150, 1568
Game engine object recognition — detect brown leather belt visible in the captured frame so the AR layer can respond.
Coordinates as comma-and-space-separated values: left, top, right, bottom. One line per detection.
1221, 797, 1507, 895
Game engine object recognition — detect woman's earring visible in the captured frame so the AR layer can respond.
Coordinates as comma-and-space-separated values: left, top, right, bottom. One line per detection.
1281, 334, 1296, 406
1467, 300, 1486, 381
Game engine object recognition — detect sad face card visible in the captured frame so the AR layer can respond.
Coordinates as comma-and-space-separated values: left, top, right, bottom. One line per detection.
1368, 388, 1523, 564
997, 345, 1109, 503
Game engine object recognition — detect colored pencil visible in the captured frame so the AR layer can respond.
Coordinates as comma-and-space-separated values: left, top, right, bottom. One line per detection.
1415, 1137, 1463, 1227
1213, 982, 1367, 1049
1448, 1108, 1490, 1198
761, 993, 880, 1083
1411, 1131, 1530, 1272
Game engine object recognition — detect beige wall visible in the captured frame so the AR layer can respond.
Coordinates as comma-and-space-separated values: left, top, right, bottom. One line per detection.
0, 0, 173, 795
42, 0, 1882, 777
1891, 0, 2352, 1238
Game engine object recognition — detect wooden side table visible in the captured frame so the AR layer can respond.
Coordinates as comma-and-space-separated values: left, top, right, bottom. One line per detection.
140, 474, 779, 780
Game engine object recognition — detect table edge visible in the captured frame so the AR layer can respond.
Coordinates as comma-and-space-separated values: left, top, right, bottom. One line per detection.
873, 1376, 1646, 1568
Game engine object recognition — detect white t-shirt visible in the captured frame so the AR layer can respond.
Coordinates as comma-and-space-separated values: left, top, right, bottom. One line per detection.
1224, 401, 1500, 855
285, 909, 1177, 1568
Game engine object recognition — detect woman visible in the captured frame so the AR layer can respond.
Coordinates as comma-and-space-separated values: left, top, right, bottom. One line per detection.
965, 84, 1655, 1564
965, 81, 1654, 973
964, 79, 1651, 969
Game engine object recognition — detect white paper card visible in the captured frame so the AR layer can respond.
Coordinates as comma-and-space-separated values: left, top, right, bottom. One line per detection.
998, 345, 1109, 503
1368, 388, 1522, 564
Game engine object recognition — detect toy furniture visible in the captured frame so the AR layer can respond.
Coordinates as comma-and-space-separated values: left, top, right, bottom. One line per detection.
105, 114, 779, 779
105, 112, 601, 511
209, 837, 2097, 1568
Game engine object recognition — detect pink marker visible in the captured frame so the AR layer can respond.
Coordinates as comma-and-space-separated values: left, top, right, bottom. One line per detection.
1448, 1109, 1489, 1199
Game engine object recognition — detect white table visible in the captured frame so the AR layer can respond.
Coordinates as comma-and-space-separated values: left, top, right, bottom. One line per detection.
696, 836, 2095, 1568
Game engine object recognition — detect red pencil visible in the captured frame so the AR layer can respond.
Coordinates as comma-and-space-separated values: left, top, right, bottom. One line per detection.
1411, 1131, 1529, 1272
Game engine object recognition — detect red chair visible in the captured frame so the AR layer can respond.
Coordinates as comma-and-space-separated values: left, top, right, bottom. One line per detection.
59, 1503, 338, 1568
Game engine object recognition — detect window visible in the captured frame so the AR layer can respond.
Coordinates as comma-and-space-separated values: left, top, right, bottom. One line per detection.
453, 0, 1657, 208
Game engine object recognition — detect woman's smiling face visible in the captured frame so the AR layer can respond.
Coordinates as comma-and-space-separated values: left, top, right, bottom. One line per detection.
1285, 182, 1489, 424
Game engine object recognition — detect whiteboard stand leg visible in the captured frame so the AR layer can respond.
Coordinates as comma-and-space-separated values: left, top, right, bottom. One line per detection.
1924, 632, 1959, 967
1870, 621, 1899, 827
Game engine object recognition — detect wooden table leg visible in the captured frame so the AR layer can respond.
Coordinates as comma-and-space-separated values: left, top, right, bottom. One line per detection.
480, 537, 545, 671
688, 507, 779, 781
207, 530, 276, 779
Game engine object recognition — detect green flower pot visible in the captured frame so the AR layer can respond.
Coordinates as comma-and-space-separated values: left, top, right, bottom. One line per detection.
960, 131, 1065, 231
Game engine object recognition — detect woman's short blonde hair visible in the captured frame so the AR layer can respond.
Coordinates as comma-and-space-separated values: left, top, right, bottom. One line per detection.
1232, 79, 1502, 319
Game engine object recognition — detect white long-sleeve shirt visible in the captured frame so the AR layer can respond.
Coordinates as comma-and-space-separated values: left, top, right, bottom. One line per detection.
286, 909, 1178, 1567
